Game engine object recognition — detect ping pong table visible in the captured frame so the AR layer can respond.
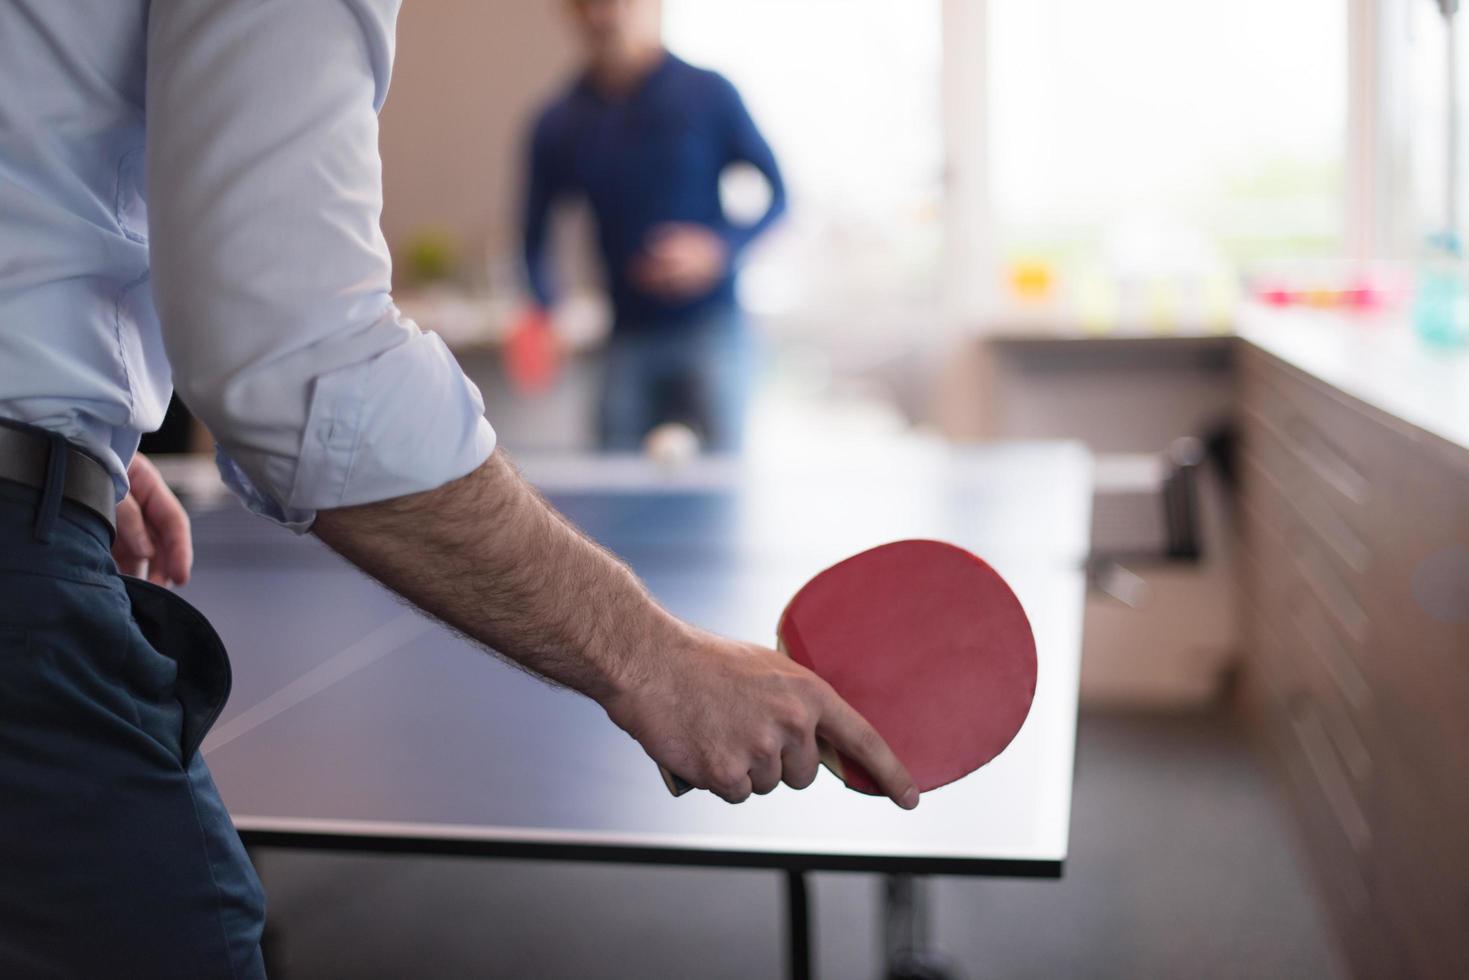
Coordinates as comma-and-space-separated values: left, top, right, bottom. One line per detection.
169, 441, 1091, 979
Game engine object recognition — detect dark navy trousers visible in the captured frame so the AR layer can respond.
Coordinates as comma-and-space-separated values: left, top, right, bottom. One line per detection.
0, 477, 266, 978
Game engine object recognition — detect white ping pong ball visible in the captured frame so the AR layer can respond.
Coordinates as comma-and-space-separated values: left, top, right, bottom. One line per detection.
643, 423, 700, 467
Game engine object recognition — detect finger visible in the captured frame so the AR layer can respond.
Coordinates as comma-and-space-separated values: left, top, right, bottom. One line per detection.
147, 565, 168, 586
817, 692, 919, 809
748, 750, 782, 796
711, 770, 753, 805
631, 256, 674, 288
125, 451, 164, 507
645, 270, 694, 300
114, 495, 150, 561
141, 484, 192, 586
111, 496, 152, 577
129, 453, 192, 586
780, 736, 821, 791
659, 264, 696, 290
650, 238, 690, 260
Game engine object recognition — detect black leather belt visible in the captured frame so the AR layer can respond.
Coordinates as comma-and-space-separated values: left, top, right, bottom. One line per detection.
0, 422, 118, 534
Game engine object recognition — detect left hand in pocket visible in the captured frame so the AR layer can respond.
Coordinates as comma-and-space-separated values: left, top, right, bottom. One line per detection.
113, 452, 192, 587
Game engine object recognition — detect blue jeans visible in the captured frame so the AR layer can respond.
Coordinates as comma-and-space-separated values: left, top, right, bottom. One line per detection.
598, 306, 754, 452
0, 477, 265, 978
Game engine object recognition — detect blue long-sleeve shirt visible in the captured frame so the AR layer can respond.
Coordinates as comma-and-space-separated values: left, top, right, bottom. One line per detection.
522, 54, 786, 331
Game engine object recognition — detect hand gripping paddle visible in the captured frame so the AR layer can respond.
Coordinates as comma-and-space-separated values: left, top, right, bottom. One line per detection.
660, 539, 1038, 797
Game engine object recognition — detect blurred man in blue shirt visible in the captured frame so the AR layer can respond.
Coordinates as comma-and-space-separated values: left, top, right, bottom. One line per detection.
523, 0, 787, 451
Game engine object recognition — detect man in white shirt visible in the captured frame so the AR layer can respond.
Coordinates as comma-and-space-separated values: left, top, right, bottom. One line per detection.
0, 3, 917, 975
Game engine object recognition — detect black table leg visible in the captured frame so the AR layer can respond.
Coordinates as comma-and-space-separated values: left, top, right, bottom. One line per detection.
785, 868, 812, 980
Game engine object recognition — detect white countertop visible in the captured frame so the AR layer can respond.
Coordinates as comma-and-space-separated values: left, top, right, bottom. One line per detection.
1236, 304, 1469, 455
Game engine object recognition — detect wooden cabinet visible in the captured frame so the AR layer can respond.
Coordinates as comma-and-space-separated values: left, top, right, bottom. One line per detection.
1237, 344, 1469, 979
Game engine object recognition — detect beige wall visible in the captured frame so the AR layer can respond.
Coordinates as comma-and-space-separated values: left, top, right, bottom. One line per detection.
378, 1, 580, 281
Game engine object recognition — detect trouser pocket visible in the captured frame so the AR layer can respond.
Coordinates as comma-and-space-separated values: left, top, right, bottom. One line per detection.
123, 577, 232, 765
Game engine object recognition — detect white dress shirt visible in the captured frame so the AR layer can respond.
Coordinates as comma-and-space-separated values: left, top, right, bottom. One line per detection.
0, 0, 496, 530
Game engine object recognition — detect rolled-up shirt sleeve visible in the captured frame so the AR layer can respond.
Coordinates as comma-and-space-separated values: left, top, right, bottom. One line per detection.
145, 0, 495, 531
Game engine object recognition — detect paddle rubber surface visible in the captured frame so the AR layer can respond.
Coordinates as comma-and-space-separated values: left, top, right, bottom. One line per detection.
777, 539, 1037, 794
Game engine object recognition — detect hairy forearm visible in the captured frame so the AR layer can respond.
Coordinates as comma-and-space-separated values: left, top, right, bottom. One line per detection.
311, 449, 682, 703
310, 448, 917, 806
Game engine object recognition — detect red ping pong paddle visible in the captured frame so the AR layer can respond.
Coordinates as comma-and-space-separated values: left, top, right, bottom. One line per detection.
504, 307, 561, 394
660, 539, 1037, 797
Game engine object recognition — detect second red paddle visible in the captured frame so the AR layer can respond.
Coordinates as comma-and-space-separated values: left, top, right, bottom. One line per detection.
503, 307, 561, 394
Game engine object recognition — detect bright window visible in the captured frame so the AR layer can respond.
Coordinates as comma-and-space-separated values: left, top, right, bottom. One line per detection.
1399, 0, 1468, 249
664, 1, 1351, 325
988, 0, 1349, 279
662, 0, 945, 326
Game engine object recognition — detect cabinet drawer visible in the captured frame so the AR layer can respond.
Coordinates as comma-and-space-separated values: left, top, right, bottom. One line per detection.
1237, 442, 1294, 542
1241, 344, 1407, 508
1363, 438, 1469, 746
1268, 561, 1374, 810
1287, 582, 1370, 715
1378, 438, 1469, 682
1238, 501, 1305, 649
1246, 629, 1379, 973
1369, 643, 1469, 811
1239, 458, 1372, 667
1368, 737, 1469, 979
1241, 592, 1304, 705
1290, 605, 1373, 790
1246, 612, 1368, 853
1370, 870, 1469, 980
1240, 351, 1376, 512
1289, 523, 1371, 654
1266, 691, 1371, 916
1287, 694, 1371, 858
1239, 389, 1376, 608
